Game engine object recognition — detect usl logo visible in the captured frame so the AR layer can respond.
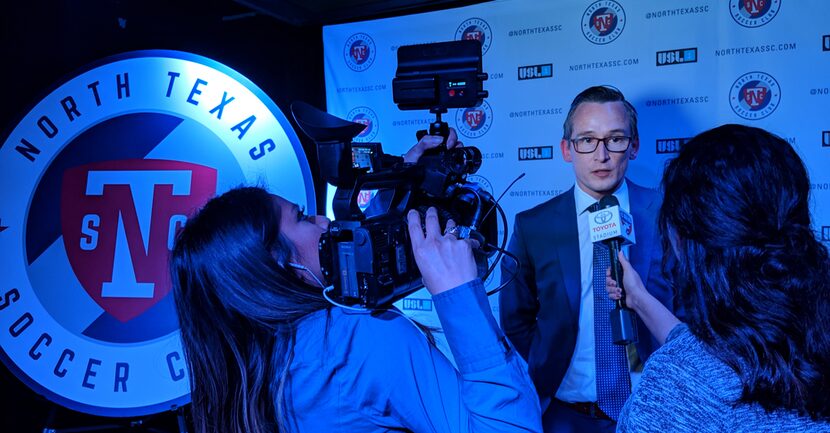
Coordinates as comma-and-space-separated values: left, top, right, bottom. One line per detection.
582, 0, 626, 45
823, 131, 830, 147
456, 18, 493, 54
344, 33, 376, 72
0, 51, 315, 416
730, 0, 781, 28
824, 35, 830, 51
518, 146, 553, 160
347, 106, 379, 142
517, 64, 553, 80
656, 138, 691, 154
656, 48, 698, 66
729, 72, 781, 120
822, 226, 830, 242
456, 100, 493, 139
401, 298, 433, 311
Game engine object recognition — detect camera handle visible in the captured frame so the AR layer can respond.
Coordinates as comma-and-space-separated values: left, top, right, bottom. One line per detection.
415, 109, 450, 146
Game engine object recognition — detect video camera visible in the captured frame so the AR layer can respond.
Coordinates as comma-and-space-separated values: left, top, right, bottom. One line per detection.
292, 40, 498, 308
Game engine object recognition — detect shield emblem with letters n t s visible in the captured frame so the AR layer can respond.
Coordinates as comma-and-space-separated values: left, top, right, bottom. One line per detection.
465, 109, 484, 129
61, 159, 217, 323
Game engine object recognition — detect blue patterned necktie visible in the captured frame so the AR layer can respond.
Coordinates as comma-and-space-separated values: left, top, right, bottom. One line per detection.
592, 204, 631, 421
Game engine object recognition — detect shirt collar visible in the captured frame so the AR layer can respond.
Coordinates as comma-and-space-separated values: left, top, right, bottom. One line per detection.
574, 179, 630, 215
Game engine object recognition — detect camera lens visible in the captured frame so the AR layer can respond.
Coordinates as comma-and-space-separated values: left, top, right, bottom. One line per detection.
444, 146, 482, 175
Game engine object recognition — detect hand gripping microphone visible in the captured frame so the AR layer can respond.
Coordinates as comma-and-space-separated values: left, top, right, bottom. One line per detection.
588, 195, 638, 345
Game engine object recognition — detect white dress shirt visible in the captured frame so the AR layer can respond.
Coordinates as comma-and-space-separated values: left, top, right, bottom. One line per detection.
555, 180, 631, 403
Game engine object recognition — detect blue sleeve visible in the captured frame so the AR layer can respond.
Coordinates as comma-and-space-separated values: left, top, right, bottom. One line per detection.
352, 279, 542, 433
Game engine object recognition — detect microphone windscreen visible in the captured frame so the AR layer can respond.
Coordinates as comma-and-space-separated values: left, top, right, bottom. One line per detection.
599, 194, 620, 209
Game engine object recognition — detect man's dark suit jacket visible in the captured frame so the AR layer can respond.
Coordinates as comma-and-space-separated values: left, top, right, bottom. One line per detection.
499, 181, 677, 401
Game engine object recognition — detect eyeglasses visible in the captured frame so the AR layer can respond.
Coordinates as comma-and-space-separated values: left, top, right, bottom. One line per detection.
569, 136, 632, 154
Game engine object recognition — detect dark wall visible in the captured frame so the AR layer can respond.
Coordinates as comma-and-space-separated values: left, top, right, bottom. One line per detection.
0, 1, 325, 431
0, 0, 328, 211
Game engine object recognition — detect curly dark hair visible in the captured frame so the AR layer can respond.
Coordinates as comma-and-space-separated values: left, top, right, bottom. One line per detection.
659, 124, 830, 420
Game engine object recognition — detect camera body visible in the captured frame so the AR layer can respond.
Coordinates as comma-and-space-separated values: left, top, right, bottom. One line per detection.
292, 40, 496, 308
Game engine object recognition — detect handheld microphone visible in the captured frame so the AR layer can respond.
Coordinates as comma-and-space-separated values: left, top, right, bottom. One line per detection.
588, 195, 638, 345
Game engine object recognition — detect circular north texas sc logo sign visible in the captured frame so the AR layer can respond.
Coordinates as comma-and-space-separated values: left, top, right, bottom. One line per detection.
455, 100, 493, 139
347, 106, 379, 143
455, 18, 493, 54
0, 51, 315, 416
582, 0, 626, 45
729, 71, 781, 120
730, 0, 781, 28
343, 33, 376, 72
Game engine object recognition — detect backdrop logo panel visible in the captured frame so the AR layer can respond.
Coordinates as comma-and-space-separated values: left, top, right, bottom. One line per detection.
321, 0, 830, 365
518, 146, 554, 161
655, 138, 691, 154
455, 18, 493, 54
729, 71, 781, 120
656, 48, 698, 66
348, 106, 380, 142
582, 0, 626, 45
518, 63, 553, 80
401, 298, 433, 311
729, 0, 781, 28
0, 50, 315, 416
455, 101, 493, 139
344, 33, 377, 72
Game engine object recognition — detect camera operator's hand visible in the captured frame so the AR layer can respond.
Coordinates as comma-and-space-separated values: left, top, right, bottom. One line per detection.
403, 127, 463, 163
406, 207, 478, 296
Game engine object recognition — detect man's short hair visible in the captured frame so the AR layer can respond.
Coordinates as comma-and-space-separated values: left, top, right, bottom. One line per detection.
562, 85, 639, 141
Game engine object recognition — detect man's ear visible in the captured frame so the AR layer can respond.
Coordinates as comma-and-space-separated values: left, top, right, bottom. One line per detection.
561, 139, 573, 162
629, 137, 640, 160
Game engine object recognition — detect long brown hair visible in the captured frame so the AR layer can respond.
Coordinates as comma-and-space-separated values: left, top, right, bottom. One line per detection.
170, 186, 330, 432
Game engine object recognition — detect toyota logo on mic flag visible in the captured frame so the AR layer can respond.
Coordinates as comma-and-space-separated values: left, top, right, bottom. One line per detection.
594, 210, 613, 224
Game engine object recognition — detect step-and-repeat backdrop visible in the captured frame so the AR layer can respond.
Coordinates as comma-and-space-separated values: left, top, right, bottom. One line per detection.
322, 0, 830, 338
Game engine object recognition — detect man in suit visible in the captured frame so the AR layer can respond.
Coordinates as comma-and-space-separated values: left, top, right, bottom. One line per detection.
499, 86, 678, 433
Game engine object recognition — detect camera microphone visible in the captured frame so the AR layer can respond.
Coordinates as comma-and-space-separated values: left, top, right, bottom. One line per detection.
477, 172, 527, 296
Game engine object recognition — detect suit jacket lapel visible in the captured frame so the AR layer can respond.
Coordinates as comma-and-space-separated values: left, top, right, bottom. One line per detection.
628, 183, 656, 282
555, 188, 582, 318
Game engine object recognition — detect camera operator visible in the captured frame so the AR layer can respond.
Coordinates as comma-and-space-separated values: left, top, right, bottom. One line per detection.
169, 132, 543, 433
